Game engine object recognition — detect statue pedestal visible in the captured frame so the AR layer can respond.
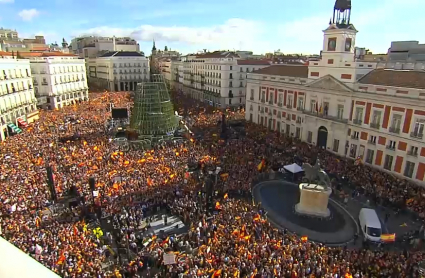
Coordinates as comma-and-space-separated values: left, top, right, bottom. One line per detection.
295, 183, 332, 218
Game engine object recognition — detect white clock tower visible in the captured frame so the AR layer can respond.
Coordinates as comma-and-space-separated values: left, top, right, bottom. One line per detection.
308, 0, 363, 84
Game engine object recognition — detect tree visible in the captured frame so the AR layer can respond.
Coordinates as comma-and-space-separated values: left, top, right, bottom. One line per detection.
11, 51, 15, 58
164, 46, 168, 51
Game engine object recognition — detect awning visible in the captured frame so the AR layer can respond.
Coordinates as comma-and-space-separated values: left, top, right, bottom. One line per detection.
283, 163, 304, 174
17, 118, 28, 128
7, 123, 22, 134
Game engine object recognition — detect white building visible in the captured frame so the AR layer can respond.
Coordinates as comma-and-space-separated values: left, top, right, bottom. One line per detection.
0, 53, 39, 141
29, 53, 89, 110
176, 51, 270, 107
70, 36, 140, 58
87, 51, 149, 92
245, 3, 425, 184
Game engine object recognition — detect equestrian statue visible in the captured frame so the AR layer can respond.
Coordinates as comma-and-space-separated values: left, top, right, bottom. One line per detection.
302, 159, 331, 190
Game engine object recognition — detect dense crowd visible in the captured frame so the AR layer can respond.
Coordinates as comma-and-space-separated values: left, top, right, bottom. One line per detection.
0, 91, 424, 277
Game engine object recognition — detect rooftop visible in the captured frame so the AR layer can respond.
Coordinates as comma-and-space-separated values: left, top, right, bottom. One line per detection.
99, 51, 144, 58
357, 68, 425, 90
251, 65, 309, 78
195, 51, 239, 59
237, 59, 271, 66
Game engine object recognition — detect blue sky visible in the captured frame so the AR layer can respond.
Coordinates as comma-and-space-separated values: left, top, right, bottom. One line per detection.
1, 0, 424, 55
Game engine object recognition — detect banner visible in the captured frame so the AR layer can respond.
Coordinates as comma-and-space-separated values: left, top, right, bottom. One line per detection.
380, 233, 396, 242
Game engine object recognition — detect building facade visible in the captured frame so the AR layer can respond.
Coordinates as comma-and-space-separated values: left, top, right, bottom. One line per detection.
30, 53, 89, 109
70, 36, 140, 58
388, 41, 425, 62
0, 54, 39, 141
245, 3, 425, 184
87, 51, 149, 92
173, 51, 270, 107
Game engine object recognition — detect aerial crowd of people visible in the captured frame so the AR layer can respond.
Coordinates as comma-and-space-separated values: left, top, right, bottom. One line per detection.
0, 90, 424, 277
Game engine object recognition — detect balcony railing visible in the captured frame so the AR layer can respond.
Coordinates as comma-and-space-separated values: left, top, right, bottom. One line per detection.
386, 145, 396, 151
286, 105, 292, 109
389, 126, 400, 134
296, 119, 302, 124
277, 114, 281, 119
261, 98, 265, 103
370, 122, 380, 129
297, 106, 303, 111
410, 131, 423, 139
286, 116, 291, 121
268, 100, 273, 105
260, 109, 265, 114
353, 119, 362, 125
351, 135, 359, 140
249, 97, 254, 101
278, 102, 283, 107
407, 151, 418, 157
368, 140, 376, 145
302, 110, 349, 124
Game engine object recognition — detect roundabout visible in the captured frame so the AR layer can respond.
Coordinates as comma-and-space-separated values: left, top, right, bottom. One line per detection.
253, 180, 358, 245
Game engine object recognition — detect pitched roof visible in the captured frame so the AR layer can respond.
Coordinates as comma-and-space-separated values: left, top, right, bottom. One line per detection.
251, 65, 309, 78
357, 68, 425, 89
196, 51, 239, 59
99, 51, 144, 57
237, 59, 271, 65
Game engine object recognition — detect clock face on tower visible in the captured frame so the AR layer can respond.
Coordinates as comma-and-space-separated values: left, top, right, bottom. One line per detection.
345, 38, 352, 52
327, 38, 337, 51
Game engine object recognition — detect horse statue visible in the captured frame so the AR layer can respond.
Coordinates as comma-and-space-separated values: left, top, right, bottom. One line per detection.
302, 159, 331, 190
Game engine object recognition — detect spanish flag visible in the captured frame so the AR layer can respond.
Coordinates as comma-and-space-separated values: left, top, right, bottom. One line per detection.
215, 202, 222, 210
380, 233, 396, 242
224, 193, 228, 199
257, 159, 265, 171
301, 236, 308, 242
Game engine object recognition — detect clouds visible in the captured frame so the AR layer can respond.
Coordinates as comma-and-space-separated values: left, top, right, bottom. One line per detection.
18, 9, 40, 21
73, 19, 268, 52
0, 0, 14, 3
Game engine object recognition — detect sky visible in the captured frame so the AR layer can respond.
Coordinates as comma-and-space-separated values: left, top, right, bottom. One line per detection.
1, 0, 424, 55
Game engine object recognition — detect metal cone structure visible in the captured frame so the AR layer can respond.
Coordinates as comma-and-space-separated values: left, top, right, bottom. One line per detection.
129, 74, 178, 137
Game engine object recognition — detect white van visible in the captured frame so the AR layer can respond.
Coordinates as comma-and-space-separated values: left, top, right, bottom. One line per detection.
359, 208, 382, 242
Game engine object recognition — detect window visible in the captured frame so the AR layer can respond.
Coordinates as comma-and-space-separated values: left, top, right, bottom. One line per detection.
409, 146, 418, 156
230, 66, 232, 70
371, 110, 381, 127
413, 121, 424, 137
278, 93, 283, 104
261, 91, 265, 101
384, 155, 393, 170
295, 127, 301, 139
229, 98, 232, 105
250, 89, 254, 100
349, 144, 357, 158
337, 104, 344, 119
388, 140, 396, 150
355, 107, 363, 121
352, 131, 359, 139
369, 135, 376, 144
404, 161, 415, 178
310, 100, 316, 112
365, 149, 374, 164
390, 114, 402, 133
298, 98, 304, 110
333, 139, 339, 152
287, 96, 293, 107
307, 131, 313, 143
240, 68, 243, 72
323, 102, 329, 115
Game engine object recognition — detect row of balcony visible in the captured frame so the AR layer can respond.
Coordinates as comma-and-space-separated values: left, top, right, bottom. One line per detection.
0, 86, 33, 95
112, 64, 148, 68
0, 99, 37, 113
0, 74, 31, 80
352, 118, 423, 139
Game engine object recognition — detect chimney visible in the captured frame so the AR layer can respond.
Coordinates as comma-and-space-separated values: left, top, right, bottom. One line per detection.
113, 36, 116, 51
